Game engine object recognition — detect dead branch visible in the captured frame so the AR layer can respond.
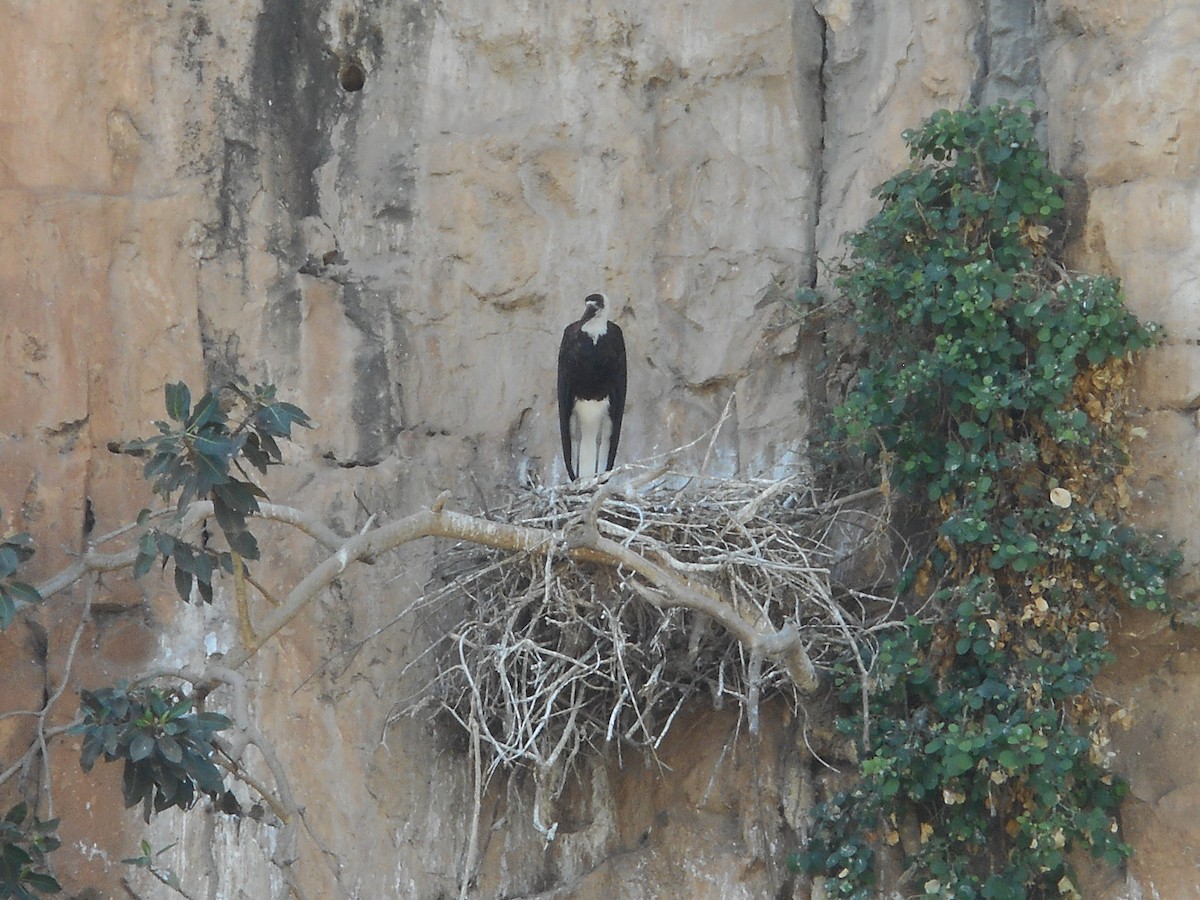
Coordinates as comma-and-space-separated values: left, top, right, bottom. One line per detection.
217, 496, 823, 687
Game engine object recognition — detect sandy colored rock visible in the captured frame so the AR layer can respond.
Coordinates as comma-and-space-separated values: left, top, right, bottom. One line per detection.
2, 0, 1200, 897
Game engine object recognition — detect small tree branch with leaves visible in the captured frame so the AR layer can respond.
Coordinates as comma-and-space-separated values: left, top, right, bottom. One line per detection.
1, 374, 877, 898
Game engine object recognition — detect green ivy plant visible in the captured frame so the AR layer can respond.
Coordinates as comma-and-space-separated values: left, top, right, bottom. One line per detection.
73, 685, 232, 824
0, 804, 60, 898
792, 102, 1180, 897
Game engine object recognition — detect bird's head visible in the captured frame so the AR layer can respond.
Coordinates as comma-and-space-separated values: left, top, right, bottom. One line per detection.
581, 292, 608, 325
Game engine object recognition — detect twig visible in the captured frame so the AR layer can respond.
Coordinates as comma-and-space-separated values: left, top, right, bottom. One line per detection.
36, 577, 95, 817
458, 715, 482, 900
230, 552, 256, 649
699, 393, 737, 477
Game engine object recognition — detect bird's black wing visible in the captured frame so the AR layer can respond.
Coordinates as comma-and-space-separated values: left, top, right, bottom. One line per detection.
557, 325, 578, 480
606, 323, 627, 472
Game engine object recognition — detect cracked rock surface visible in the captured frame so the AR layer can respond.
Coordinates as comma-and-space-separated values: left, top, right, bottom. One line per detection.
2, 1, 1199, 896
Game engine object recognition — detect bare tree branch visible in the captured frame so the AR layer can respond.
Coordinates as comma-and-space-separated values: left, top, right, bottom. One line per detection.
214, 499, 819, 692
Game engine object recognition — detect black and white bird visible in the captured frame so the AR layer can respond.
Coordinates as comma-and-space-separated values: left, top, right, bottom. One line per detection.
557, 292, 627, 481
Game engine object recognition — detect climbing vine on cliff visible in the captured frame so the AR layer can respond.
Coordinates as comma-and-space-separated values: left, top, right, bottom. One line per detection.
792, 102, 1180, 897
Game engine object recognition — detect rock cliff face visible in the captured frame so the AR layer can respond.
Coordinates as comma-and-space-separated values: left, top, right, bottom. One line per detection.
2, 1, 1198, 897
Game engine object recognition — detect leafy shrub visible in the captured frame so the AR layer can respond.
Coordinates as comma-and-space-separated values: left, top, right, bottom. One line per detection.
0, 804, 60, 898
793, 102, 1180, 897
121, 378, 311, 603
0, 516, 41, 630
74, 685, 232, 824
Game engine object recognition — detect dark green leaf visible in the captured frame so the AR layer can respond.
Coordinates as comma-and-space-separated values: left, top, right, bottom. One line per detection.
192, 551, 214, 584
191, 712, 233, 734
173, 566, 194, 602
33, 817, 59, 836
196, 578, 214, 605
129, 732, 154, 763
185, 755, 226, 796
185, 391, 221, 430
79, 731, 105, 772
2, 531, 34, 552
242, 433, 271, 474
22, 872, 61, 893
156, 735, 183, 764
255, 401, 312, 437
227, 529, 260, 561
133, 549, 156, 580
168, 697, 193, 719
121, 760, 151, 812
0, 545, 19, 577
3, 841, 32, 867
5, 803, 28, 826
5, 585, 41, 607
191, 447, 231, 494
155, 532, 176, 559
164, 382, 191, 423
172, 543, 196, 575
192, 434, 237, 461
213, 480, 262, 516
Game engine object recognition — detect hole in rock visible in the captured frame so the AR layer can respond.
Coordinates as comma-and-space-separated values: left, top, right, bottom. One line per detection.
339, 60, 366, 92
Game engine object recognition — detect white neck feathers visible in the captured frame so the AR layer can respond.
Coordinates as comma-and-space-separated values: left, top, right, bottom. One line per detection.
581, 294, 610, 344
581, 311, 608, 343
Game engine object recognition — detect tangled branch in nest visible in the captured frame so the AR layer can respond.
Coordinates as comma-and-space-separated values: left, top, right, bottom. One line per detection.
408, 466, 911, 794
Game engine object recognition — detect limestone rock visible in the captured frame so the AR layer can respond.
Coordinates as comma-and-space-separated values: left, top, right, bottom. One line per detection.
2, 0, 1200, 897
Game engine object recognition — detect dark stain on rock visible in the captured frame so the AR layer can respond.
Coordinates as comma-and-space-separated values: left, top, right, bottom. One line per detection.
339, 284, 406, 463
250, 0, 339, 223
217, 138, 259, 253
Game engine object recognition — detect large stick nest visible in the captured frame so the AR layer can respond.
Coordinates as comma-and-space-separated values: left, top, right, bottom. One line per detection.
410, 467, 906, 787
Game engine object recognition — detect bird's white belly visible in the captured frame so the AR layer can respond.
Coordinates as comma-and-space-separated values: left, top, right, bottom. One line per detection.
571, 398, 612, 478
